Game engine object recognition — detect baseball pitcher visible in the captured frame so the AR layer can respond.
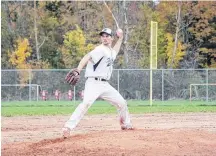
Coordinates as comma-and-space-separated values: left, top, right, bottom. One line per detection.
63, 28, 134, 138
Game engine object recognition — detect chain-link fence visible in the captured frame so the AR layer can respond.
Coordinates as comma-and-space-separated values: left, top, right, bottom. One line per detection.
1, 69, 216, 102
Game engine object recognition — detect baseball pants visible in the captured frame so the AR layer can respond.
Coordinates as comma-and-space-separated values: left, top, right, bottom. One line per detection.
64, 78, 132, 130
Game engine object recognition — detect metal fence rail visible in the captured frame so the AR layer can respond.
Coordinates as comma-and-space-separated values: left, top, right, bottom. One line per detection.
1, 69, 216, 102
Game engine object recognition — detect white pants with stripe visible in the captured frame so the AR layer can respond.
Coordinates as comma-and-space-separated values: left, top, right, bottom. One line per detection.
64, 78, 132, 130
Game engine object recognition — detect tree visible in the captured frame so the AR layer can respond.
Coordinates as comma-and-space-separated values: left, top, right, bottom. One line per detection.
185, 2, 216, 68
1, 1, 20, 69
61, 25, 94, 68
9, 38, 32, 84
2, 1, 215, 69
165, 33, 185, 68
171, 1, 182, 68
156, 1, 216, 68
128, 2, 155, 68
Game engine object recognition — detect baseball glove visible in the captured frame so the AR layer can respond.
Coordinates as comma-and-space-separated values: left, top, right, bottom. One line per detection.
65, 69, 80, 86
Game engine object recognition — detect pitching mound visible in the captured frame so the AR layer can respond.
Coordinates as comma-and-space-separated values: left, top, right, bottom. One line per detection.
2, 129, 216, 156
2, 113, 216, 155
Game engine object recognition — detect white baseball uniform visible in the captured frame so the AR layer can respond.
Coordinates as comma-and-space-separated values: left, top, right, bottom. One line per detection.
64, 44, 132, 130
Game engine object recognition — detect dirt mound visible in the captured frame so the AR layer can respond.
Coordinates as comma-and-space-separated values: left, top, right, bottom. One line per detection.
2, 129, 216, 156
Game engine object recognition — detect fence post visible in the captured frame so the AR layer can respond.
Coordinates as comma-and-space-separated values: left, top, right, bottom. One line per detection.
74, 86, 76, 103
150, 69, 153, 106
118, 70, 120, 92
29, 69, 32, 101
162, 69, 164, 102
206, 69, 209, 102
37, 85, 39, 101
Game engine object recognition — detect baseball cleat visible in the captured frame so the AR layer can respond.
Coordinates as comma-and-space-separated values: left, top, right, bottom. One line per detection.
121, 125, 134, 130
62, 127, 70, 138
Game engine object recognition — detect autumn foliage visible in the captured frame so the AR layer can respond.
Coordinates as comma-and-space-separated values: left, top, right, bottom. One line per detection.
2, 1, 216, 70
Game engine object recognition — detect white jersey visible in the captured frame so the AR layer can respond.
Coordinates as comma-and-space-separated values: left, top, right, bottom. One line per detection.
85, 44, 117, 80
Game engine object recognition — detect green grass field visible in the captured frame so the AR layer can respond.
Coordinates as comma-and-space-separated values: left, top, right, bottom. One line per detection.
1, 100, 216, 116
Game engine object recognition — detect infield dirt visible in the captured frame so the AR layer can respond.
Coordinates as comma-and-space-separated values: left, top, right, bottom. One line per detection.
2, 113, 216, 156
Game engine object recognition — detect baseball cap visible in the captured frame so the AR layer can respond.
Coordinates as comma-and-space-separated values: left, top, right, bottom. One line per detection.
99, 28, 113, 36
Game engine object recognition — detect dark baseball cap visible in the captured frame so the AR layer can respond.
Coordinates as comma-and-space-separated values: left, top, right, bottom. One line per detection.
99, 28, 113, 36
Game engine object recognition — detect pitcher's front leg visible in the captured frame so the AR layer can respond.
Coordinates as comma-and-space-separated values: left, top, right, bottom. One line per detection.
63, 79, 100, 138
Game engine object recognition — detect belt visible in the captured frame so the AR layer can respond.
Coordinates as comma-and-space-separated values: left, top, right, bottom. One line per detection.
95, 78, 107, 81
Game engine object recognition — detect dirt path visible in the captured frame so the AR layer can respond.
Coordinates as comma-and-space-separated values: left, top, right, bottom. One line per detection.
2, 113, 216, 156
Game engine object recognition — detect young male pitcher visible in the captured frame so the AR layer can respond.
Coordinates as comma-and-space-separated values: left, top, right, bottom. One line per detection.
63, 28, 134, 138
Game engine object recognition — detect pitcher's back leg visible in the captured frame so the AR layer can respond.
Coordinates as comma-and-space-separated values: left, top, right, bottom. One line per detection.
100, 83, 133, 129
63, 80, 101, 137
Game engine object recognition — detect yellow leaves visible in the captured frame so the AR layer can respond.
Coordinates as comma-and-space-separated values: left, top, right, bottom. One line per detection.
61, 25, 94, 68
8, 38, 50, 85
176, 41, 185, 59
8, 38, 32, 84
61, 47, 73, 68
165, 33, 185, 68
86, 44, 94, 52
63, 25, 85, 49
10, 37, 50, 69
9, 38, 32, 67
165, 33, 174, 55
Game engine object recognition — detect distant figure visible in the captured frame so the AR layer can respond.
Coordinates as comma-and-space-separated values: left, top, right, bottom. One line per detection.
41, 90, 48, 101
54, 90, 61, 101
68, 90, 73, 101
79, 90, 84, 99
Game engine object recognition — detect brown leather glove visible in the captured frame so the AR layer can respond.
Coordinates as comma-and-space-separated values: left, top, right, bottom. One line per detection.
65, 69, 80, 86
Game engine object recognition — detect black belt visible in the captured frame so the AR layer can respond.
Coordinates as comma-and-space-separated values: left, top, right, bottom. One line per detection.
95, 78, 107, 81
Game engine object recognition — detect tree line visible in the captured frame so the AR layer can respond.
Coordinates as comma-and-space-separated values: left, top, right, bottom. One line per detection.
2, 1, 216, 70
